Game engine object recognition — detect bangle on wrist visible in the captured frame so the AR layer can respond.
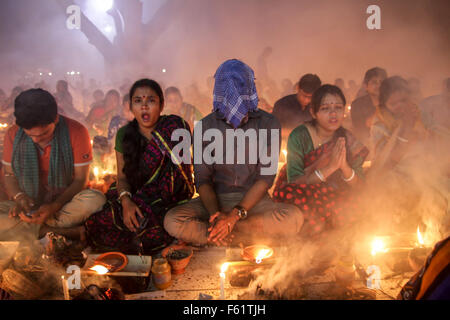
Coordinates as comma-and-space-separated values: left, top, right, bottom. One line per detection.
314, 169, 326, 182
13, 192, 25, 201
342, 168, 355, 182
118, 190, 132, 201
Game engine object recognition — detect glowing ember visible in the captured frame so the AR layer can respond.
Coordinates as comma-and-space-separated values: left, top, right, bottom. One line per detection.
255, 249, 271, 264
90, 264, 109, 274
417, 226, 424, 246
371, 237, 388, 256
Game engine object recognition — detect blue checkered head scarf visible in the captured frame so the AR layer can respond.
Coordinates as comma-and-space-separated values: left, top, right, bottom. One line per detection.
213, 59, 259, 128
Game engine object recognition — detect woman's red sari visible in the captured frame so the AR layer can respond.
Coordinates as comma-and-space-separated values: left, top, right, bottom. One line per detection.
273, 129, 368, 236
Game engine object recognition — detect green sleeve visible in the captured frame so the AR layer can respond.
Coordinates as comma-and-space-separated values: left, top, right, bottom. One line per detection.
115, 125, 126, 153
286, 125, 314, 183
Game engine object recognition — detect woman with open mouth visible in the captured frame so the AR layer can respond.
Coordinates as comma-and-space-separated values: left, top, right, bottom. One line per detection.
273, 84, 369, 237
83, 78, 195, 254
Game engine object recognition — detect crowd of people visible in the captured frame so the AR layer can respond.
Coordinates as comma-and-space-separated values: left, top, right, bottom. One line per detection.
0, 59, 448, 298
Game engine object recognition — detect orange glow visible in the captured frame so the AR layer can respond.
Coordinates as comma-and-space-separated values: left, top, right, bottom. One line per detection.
417, 226, 424, 246
220, 262, 230, 274
255, 248, 272, 264
371, 237, 388, 256
93, 167, 99, 180
90, 264, 109, 274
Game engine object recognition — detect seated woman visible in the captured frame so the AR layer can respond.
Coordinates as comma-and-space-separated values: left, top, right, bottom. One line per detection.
164, 86, 203, 132
365, 77, 442, 234
86, 89, 121, 138
369, 76, 428, 171
273, 84, 369, 236
83, 79, 195, 254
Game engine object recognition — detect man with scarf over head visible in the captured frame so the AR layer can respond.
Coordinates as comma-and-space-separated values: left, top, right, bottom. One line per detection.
164, 60, 303, 246
0, 89, 105, 241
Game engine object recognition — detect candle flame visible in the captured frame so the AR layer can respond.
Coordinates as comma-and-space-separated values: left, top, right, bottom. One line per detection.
255, 248, 271, 264
220, 262, 230, 273
417, 226, 424, 246
282, 149, 287, 158
90, 264, 109, 274
371, 237, 388, 256
93, 167, 99, 178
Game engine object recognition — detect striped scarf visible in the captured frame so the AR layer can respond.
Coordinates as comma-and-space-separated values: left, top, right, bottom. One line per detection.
12, 116, 74, 204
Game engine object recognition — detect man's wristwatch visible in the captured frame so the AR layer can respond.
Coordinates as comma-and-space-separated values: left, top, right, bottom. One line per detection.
233, 205, 248, 220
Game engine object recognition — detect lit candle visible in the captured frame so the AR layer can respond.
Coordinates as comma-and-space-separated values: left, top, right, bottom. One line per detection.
93, 167, 99, 183
416, 226, 424, 247
61, 276, 70, 300
219, 263, 229, 300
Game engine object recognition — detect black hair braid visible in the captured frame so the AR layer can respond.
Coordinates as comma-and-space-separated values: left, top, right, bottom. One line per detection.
122, 119, 146, 193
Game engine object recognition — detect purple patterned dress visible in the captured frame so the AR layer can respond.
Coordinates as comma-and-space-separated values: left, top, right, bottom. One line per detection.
85, 115, 195, 254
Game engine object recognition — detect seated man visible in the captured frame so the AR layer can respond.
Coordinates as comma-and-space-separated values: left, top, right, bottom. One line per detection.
0, 89, 106, 241
272, 74, 321, 143
164, 59, 303, 246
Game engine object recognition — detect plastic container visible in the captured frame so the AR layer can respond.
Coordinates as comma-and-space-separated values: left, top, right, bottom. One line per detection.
151, 258, 172, 290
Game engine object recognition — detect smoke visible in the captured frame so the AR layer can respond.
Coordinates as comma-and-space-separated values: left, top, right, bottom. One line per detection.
1, 0, 449, 100
356, 130, 450, 244
246, 241, 319, 298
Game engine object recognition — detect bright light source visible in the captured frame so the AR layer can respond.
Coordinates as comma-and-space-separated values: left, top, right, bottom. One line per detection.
67, 72, 70, 75
162, 69, 166, 73
220, 262, 230, 273
371, 237, 388, 256
70, 71, 75, 75
255, 248, 272, 264
39, 72, 43, 76
417, 226, 424, 246
104, 25, 113, 33
77, 71, 80, 75
48, 72, 52, 76
90, 265, 109, 274
91, 0, 114, 12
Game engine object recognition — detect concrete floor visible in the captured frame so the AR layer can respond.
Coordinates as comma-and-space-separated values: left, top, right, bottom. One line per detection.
149, 246, 252, 300
131, 245, 412, 300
